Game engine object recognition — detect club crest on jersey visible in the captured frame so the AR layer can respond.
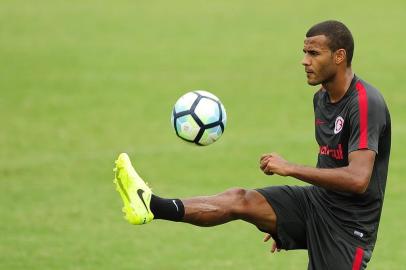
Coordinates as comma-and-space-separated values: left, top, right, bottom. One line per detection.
334, 116, 344, 134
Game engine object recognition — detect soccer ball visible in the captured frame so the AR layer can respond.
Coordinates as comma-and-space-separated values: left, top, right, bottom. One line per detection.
171, 90, 227, 146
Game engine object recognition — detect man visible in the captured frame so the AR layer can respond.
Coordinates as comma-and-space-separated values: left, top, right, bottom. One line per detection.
113, 20, 391, 269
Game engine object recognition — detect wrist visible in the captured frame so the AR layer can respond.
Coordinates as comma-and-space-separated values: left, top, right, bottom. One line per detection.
286, 162, 296, 176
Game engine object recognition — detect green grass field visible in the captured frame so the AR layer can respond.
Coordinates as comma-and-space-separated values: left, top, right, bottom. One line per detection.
1, 0, 406, 269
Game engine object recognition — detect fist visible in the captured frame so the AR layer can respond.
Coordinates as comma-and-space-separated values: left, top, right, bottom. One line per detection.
259, 152, 291, 176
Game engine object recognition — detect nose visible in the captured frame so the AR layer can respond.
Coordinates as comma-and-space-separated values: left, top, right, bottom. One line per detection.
301, 54, 310, 66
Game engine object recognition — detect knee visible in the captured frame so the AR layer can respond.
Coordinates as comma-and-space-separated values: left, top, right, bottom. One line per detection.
223, 187, 248, 200
223, 188, 250, 215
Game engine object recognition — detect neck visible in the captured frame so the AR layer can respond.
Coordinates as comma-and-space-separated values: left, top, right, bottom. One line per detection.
322, 68, 354, 103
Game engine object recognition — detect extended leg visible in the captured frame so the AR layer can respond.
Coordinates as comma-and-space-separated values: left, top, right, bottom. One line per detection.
114, 153, 277, 235
180, 188, 277, 234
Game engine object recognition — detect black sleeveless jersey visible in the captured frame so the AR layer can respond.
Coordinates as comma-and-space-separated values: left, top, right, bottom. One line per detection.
309, 75, 391, 246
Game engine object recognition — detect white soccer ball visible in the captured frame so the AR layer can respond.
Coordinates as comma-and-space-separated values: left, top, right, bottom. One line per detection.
171, 90, 227, 146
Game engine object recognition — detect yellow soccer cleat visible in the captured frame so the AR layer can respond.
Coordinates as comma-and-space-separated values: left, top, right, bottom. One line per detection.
113, 153, 154, 225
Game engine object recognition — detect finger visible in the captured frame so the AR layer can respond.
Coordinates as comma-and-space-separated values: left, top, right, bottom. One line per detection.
260, 161, 266, 170
263, 167, 274, 176
260, 160, 269, 171
260, 154, 269, 161
263, 234, 271, 242
264, 164, 274, 174
260, 153, 272, 162
271, 241, 277, 253
260, 156, 272, 168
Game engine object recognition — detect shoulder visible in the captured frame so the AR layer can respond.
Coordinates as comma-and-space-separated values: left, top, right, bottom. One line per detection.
350, 78, 388, 112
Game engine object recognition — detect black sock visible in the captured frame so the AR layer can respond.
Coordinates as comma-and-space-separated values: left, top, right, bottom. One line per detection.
150, 194, 185, 222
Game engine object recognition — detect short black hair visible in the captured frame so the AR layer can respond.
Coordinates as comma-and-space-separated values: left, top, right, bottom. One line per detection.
306, 20, 354, 66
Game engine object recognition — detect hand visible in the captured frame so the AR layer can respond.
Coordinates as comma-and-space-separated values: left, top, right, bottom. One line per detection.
263, 233, 281, 253
260, 152, 292, 176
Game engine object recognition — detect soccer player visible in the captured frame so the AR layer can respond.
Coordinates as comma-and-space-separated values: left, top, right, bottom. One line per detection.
113, 20, 391, 269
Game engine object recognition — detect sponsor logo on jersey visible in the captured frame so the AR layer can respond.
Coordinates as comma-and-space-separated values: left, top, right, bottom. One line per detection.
334, 116, 344, 134
319, 143, 344, 160
315, 118, 326, 125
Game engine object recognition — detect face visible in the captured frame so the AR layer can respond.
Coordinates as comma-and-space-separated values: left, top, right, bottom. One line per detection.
301, 35, 337, 86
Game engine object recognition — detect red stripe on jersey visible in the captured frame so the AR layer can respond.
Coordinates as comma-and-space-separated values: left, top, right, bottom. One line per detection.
356, 81, 368, 148
352, 247, 364, 270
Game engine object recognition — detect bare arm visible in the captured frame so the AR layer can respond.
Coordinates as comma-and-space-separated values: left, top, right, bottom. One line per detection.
260, 150, 376, 194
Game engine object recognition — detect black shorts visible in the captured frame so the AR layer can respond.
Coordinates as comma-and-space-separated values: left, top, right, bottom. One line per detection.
256, 185, 372, 270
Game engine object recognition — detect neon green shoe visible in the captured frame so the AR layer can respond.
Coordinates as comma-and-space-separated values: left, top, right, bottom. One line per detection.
113, 153, 154, 225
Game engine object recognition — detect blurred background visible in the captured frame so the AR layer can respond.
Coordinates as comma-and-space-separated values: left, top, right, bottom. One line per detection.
1, 0, 405, 269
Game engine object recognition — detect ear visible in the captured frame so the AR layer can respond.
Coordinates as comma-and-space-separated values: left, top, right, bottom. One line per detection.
335, 49, 347, 65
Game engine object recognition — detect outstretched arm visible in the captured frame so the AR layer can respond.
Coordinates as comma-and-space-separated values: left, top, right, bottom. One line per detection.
260, 150, 376, 194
